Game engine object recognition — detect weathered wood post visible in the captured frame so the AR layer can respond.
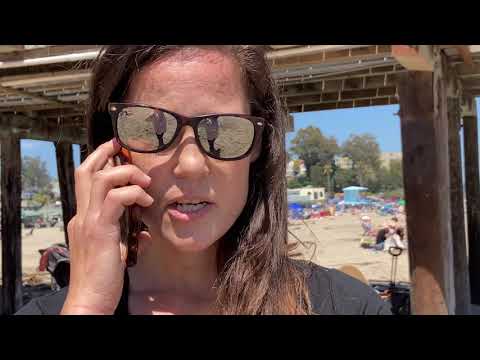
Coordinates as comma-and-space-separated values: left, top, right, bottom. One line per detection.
396, 47, 455, 314
1, 129, 23, 315
448, 93, 471, 314
55, 141, 76, 246
462, 96, 480, 305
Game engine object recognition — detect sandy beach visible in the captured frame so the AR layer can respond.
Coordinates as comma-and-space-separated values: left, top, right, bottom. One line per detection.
0, 211, 409, 289
288, 212, 409, 283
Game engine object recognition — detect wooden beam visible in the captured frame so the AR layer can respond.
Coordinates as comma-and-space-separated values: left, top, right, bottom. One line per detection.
0, 115, 87, 144
462, 96, 478, 117
272, 46, 392, 69
0, 103, 84, 113
287, 96, 399, 113
285, 114, 295, 133
454, 46, 474, 66
0, 69, 91, 88
1, 134, 23, 315
25, 82, 88, 94
448, 96, 471, 314
0, 84, 71, 109
0, 45, 99, 62
462, 96, 480, 305
275, 64, 406, 86
397, 69, 455, 314
280, 76, 400, 97
286, 93, 397, 107
55, 142, 76, 245
267, 45, 370, 60
392, 45, 435, 72
0, 45, 24, 53
455, 63, 480, 78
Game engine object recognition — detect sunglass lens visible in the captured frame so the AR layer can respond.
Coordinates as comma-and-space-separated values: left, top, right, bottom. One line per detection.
117, 107, 177, 151
197, 116, 255, 159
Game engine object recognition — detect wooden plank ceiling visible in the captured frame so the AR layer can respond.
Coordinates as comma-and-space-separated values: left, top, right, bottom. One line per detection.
0, 45, 479, 134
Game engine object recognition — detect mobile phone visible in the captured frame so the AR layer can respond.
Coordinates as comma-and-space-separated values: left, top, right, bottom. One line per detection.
113, 148, 140, 268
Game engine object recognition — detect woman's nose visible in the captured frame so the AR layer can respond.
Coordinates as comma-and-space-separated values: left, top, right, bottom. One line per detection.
172, 126, 210, 179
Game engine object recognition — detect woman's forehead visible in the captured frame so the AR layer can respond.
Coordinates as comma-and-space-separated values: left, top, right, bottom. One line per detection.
124, 48, 249, 114
127, 49, 244, 97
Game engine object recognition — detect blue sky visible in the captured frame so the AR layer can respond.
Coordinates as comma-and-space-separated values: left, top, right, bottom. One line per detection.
21, 98, 480, 178
286, 104, 402, 153
21, 140, 81, 179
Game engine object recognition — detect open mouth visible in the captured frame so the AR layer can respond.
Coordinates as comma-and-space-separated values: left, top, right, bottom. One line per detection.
174, 202, 210, 213
166, 200, 214, 221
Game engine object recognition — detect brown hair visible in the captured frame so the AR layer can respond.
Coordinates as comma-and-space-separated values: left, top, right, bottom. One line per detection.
86, 45, 311, 314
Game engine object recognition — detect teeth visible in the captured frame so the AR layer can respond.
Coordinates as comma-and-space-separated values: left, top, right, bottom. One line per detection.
176, 202, 207, 213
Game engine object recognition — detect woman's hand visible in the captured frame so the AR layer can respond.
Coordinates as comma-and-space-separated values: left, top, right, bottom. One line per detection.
61, 139, 153, 315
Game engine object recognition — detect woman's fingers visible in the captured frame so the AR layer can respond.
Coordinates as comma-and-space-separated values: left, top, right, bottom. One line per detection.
67, 216, 77, 247
136, 230, 153, 256
88, 165, 152, 213
103, 157, 116, 171
98, 185, 154, 225
74, 139, 121, 216
78, 139, 121, 175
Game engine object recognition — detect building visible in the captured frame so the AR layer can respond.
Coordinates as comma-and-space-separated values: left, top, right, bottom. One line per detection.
50, 179, 61, 199
380, 152, 402, 169
335, 156, 353, 170
287, 186, 326, 203
286, 159, 307, 178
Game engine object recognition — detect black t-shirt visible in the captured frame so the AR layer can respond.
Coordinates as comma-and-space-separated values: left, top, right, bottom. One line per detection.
15, 261, 392, 315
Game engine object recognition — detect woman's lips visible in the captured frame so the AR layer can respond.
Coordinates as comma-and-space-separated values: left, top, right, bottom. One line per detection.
166, 202, 214, 222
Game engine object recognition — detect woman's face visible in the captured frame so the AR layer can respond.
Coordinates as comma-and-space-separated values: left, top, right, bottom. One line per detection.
125, 48, 255, 253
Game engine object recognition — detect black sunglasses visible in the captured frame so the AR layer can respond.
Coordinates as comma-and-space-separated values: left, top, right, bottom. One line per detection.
108, 102, 265, 161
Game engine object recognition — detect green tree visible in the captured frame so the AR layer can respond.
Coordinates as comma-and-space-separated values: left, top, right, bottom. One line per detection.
388, 159, 404, 189
373, 159, 404, 192
310, 164, 326, 187
290, 126, 339, 179
22, 156, 51, 193
297, 175, 311, 187
342, 134, 381, 187
333, 168, 358, 192
287, 175, 311, 189
32, 192, 50, 206
287, 178, 301, 189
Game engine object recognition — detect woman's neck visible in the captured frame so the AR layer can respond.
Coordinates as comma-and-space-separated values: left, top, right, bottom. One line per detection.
127, 235, 219, 313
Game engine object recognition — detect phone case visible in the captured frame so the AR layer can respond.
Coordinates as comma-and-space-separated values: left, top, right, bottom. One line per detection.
113, 148, 140, 267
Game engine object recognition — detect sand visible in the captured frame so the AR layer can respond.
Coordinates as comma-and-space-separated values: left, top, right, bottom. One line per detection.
288, 212, 410, 283
0, 211, 410, 288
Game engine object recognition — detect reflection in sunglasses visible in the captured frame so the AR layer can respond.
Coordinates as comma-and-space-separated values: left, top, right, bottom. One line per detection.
151, 112, 166, 146
201, 118, 220, 156
113, 104, 260, 159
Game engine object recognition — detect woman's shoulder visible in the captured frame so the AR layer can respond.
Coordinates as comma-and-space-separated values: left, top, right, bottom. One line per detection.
292, 259, 392, 315
15, 287, 69, 315
15, 261, 392, 315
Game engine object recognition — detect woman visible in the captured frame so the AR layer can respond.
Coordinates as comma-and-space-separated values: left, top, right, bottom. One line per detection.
16, 45, 390, 315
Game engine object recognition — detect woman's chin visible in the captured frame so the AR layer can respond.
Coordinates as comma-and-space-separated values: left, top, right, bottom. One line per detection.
168, 234, 217, 253
145, 214, 226, 253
